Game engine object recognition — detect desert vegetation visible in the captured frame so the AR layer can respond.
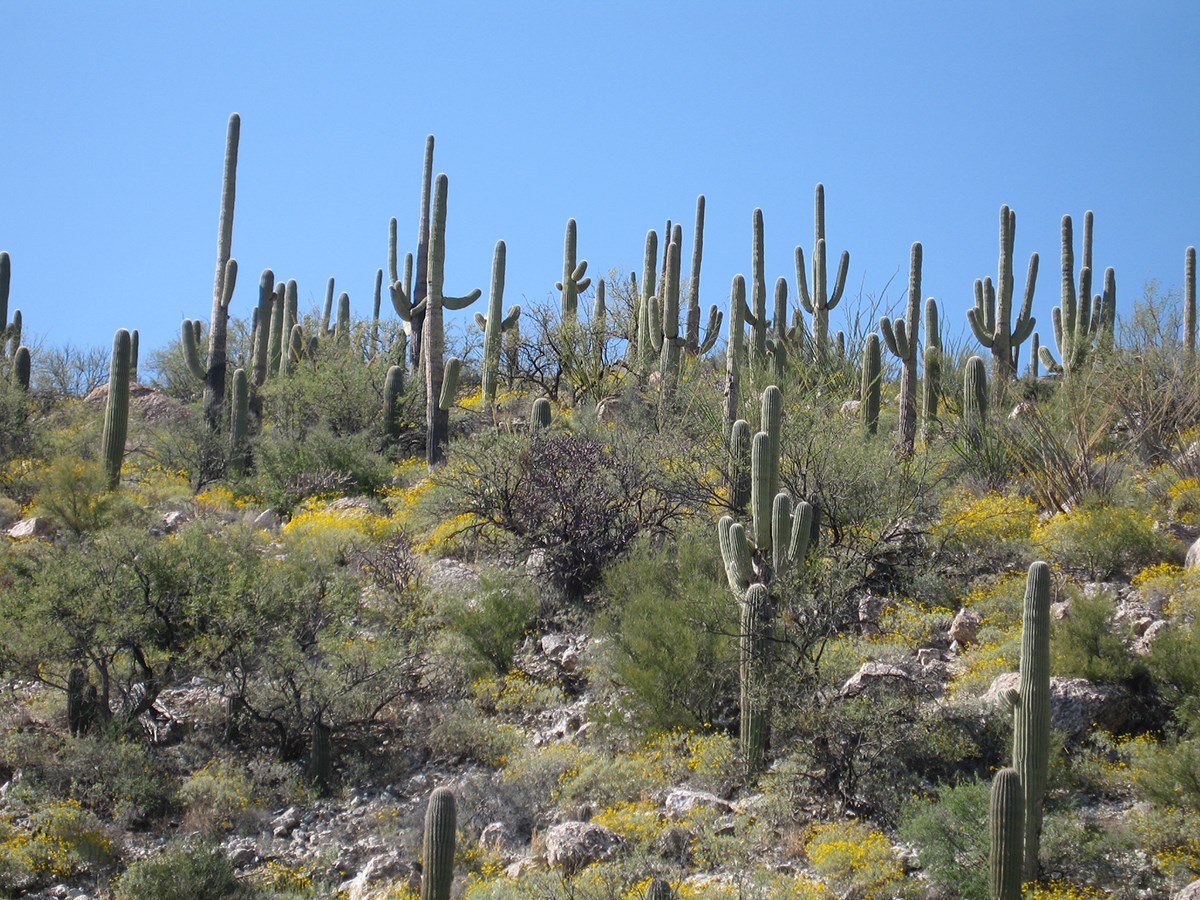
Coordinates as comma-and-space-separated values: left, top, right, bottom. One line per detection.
2, 116, 1200, 898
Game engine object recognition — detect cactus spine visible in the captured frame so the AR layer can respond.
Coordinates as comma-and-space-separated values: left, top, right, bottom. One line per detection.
557, 218, 591, 322
1008, 560, 1051, 881
921, 297, 941, 442
230, 368, 249, 476
796, 184, 850, 362
989, 767, 1025, 900
101, 329, 132, 490
968, 205, 1038, 382
424, 174, 481, 465
474, 241, 520, 409
861, 332, 881, 435
421, 787, 456, 900
879, 242, 923, 452
1039, 212, 1115, 375
1186, 246, 1196, 357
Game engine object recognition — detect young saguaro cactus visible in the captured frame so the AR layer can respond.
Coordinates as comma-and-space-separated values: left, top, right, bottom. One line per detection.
989, 767, 1025, 900
921, 297, 942, 443
796, 183, 850, 362
421, 787, 456, 900
0, 251, 22, 367
999, 560, 1052, 881
968, 204, 1038, 382
474, 241, 520, 408
861, 332, 882, 436
382, 365, 405, 450
635, 230, 659, 375
424, 174, 482, 466
229, 368, 249, 476
1185, 246, 1196, 357
1039, 212, 1116, 375
557, 218, 591, 322
644, 877, 674, 900
964, 354, 989, 443
101, 329, 132, 490
879, 242, 923, 453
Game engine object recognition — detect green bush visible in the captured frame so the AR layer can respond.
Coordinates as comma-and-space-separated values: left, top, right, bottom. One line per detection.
595, 531, 738, 737
439, 570, 538, 676
897, 778, 989, 900
1033, 501, 1172, 580
1051, 587, 1138, 683
114, 840, 246, 900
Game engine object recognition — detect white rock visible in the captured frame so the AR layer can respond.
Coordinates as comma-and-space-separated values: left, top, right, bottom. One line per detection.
664, 789, 732, 819
543, 821, 626, 874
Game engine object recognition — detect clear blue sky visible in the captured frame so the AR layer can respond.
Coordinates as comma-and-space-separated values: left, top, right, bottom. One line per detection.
4, 2, 1198, 365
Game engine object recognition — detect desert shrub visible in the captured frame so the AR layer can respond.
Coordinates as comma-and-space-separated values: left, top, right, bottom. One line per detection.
1033, 501, 1171, 580
428, 426, 695, 600
1129, 803, 1200, 890
252, 425, 392, 515
438, 570, 538, 676
931, 488, 1037, 570
177, 758, 256, 834
32, 455, 143, 536
1125, 735, 1200, 809
595, 531, 738, 736
1145, 622, 1200, 734
897, 778, 989, 900
803, 819, 907, 898
0, 799, 115, 894
114, 840, 246, 900
1051, 587, 1139, 683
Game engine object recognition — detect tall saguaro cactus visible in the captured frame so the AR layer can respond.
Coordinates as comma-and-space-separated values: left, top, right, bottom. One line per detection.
421, 787, 456, 900
999, 560, 1052, 881
921, 297, 942, 442
557, 218, 591, 322
716, 386, 815, 773
967, 204, 1038, 382
1038, 212, 1116, 375
424, 174, 482, 466
0, 251, 21, 367
1185, 246, 1196, 357
474, 240, 521, 409
862, 332, 882, 435
749, 210, 768, 361
202, 112, 240, 429
684, 194, 722, 356
723, 275, 747, 432
879, 243, 923, 453
389, 135, 435, 371
796, 184, 850, 362
102, 329, 132, 490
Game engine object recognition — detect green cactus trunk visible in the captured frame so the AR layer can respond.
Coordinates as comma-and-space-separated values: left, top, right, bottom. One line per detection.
685, 194, 705, 353
723, 275, 747, 432
203, 113, 240, 430
383, 365, 404, 450
229, 368, 249, 476
921, 297, 942, 443
101, 329, 132, 490
964, 354, 989, 443
636, 230, 659, 376
796, 184, 850, 363
644, 877, 674, 899
750, 210, 768, 363
11, 346, 30, 391
659, 238, 683, 394
739, 583, 771, 776
1186, 246, 1197, 358
421, 787, 456, 900
1013, 560, 1051, 881
530, 397, 551, 430
424, 173, 481, 466
558, 218, 590, 322
728, 418, 751, 511
335, 292, 351, 346
476, 241, 520, 408
968, 205, 1038, 383
989, 766, 1025, 900
862, 333, 881, 435
880, 242, 922, 453
307, 719, 332, 796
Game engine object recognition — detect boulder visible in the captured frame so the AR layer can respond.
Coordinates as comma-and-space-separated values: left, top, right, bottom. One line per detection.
948, 608, 980, 647
1175, 879, 1200, 900
6, 517, 57, 540
1188, 536, 1200, 571
423, 558, 482, 597
984, 673, 1143, 740
840, 662, 912, 697
543, 821, 626, 875
663, 789, 733, 819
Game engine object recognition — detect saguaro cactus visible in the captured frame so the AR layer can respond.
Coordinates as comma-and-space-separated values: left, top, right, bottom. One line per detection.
421, 787, 456, 900
989, 767, 1025, 900
530, 396, 552, 430
716, 386, 815, 773
1185, 246, 1196, 357
967, 205, 1038, 382
474, 241, 520, 408
389, 135, 435, 371
644, 877, 674, 900
1039, 212, 1116, 375
684, 194, 722, 356
102, 329, 132, 490
749, 209, 768, 361
654, 239, 686, 392
964, 354, 989, 443
424, 174, 481, 466
635, 230, 659, 375
1001, 560, 1052, 881
11, 346, 30, 391
862, 332, 882, 435
796, 184, 850, 362
557, 218, 591, 322
921, 297, 942, 442
229, 368, 249, 476
382, 365, 405, 450
879, 243, 923, 453
201, 113, 240, 429
723, 275, 747, 432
